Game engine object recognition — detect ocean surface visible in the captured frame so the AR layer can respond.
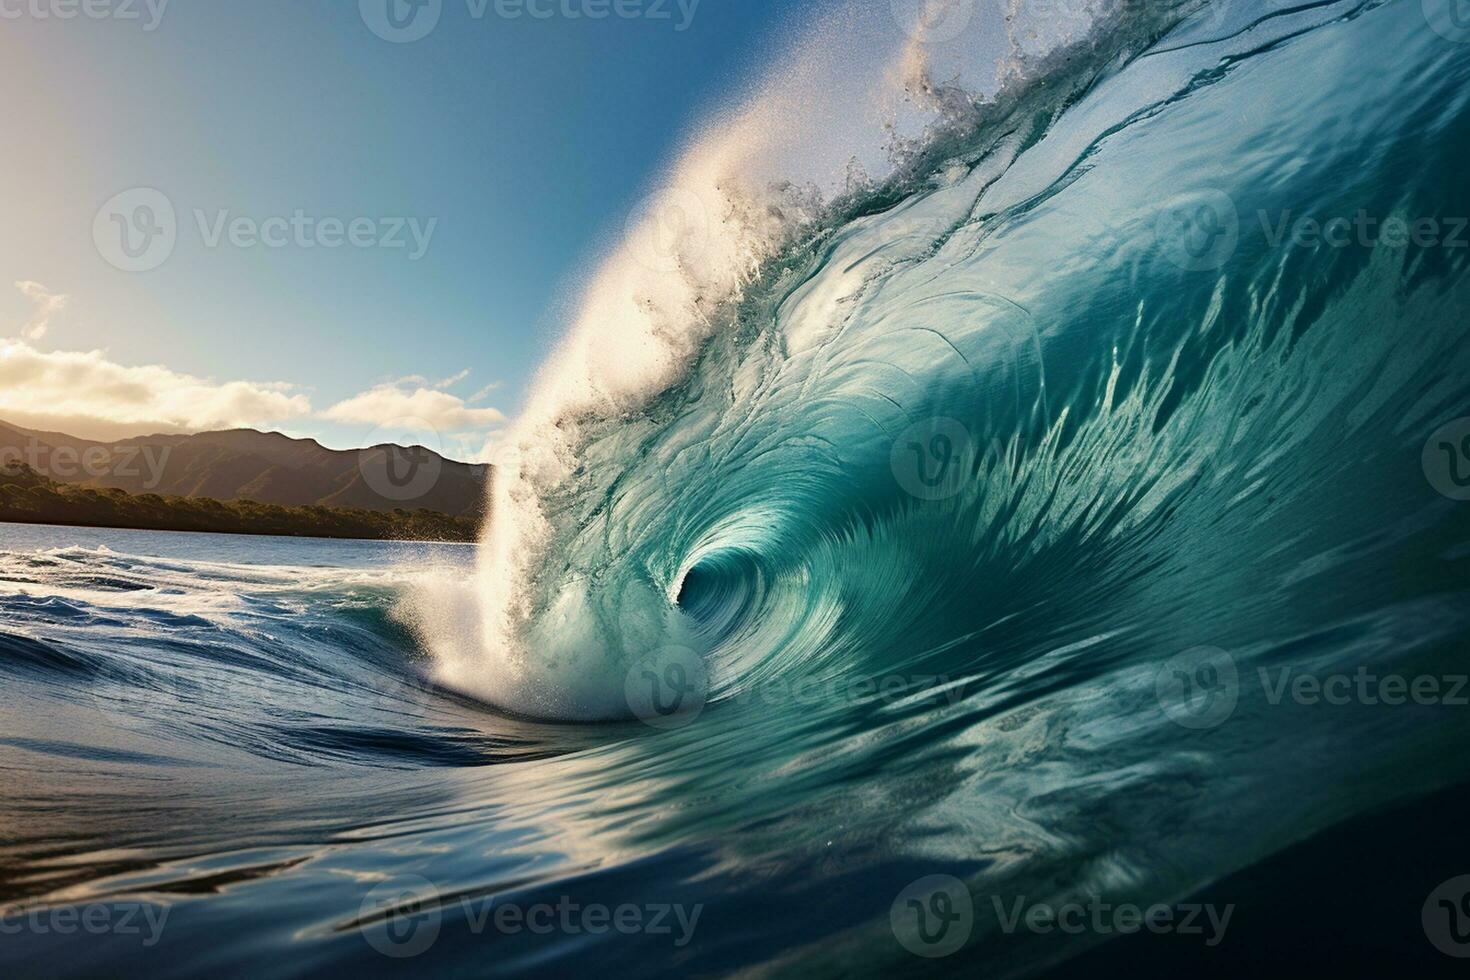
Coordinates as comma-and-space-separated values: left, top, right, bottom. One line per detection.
7, 0, 1470, 974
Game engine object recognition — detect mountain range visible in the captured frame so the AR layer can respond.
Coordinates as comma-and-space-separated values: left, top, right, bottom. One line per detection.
0, 420, 489, 518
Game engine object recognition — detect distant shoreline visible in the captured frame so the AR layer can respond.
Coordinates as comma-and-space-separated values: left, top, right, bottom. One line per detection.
0, 515, 482, 545
1, 462, 481, 543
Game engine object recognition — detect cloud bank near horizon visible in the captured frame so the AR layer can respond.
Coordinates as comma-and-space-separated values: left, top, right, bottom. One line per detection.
3, 283, 506, 454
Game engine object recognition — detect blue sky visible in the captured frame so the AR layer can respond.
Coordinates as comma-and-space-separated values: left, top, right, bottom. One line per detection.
0, 0, 818, 455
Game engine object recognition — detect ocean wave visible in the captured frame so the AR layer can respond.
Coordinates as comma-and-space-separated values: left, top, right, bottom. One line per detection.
413, 0, 1470, 729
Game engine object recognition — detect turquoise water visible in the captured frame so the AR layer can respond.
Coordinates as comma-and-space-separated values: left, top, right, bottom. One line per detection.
6, 0, 1470, 974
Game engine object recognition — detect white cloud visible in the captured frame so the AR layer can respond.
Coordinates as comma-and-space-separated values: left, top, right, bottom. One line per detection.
0, 282, 507, 447
0, 343, 506, 446
323, 377, 506, 434
469, 380, 504, 402
0, 339, 312, 441
14, 281, 68, 341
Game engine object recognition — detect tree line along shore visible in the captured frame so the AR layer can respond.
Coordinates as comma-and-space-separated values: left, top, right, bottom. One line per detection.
0, 462, 481, 542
